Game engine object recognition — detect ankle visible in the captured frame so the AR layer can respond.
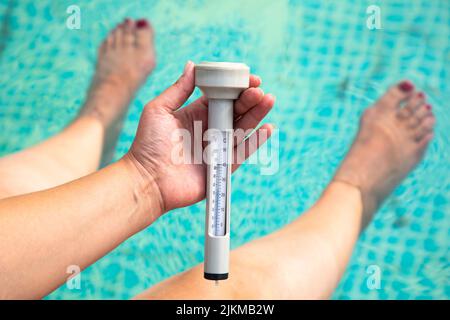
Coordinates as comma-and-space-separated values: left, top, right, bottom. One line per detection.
70, 112, 105, 130
92, 70, 139, 98
330, 179, 375, 230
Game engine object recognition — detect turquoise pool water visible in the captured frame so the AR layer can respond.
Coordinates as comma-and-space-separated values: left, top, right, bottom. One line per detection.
0, 0, 448, 299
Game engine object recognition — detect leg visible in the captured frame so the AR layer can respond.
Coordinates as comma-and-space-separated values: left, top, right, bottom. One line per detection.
0, 19, 155, 198
137, 181, 362, 299
136, 81, 434, 299
0, 117, 103, 198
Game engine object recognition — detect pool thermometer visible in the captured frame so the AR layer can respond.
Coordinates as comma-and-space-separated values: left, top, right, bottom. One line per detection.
195, 62, 250, 282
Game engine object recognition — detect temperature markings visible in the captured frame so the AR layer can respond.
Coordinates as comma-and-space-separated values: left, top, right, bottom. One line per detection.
210, 130, 229, 236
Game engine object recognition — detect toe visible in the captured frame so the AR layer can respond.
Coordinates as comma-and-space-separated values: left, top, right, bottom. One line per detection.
99, 37, 108, 54
105, 32, 114, 49
123, 18, 135, 46
414, 103, 433, 124
403, 92, 427, 127
135, 19, 153, 48
417, 133, 433, 153
414, 114, 435, 142
378, 80, 415, 109
404, 91, 426, 116
112, 23, 124, 48
249, 75, 262, 88
396, 98, 414, 120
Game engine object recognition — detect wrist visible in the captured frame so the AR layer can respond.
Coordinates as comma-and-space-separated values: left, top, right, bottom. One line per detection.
120, 153, 165, 224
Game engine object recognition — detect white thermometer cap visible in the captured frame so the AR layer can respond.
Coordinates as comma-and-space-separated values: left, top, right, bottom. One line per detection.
195, 62, 250, 99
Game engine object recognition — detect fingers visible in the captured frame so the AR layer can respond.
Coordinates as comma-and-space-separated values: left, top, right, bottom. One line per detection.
232, 123, 274, 172
150, 61, 195, 111
189, 74, 263, 116
181, 73, 269, 123
234, 74, 262, 115
249, 74, 261, 88
234, 94, 275, 144
185, 96, 208, 111
234, 87, 264, 116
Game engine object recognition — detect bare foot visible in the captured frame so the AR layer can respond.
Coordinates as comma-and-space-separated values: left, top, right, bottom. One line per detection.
79, 18, 155, 162
334, 81, 435, 227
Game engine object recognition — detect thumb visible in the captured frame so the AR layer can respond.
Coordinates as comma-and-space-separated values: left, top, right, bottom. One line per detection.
153, 61, 195, 111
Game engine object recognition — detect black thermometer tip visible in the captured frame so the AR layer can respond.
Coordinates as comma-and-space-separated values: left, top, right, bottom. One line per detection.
204, 273, 228, 281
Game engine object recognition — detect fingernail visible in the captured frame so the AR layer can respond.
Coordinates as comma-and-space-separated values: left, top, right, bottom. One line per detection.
136, 19, 148, 28
183, 60, 193, 75
426, 104, 432, 111
269, 94, 276, 102
418, 92, 425, 99
398, 81, 414, 92
256, 87, 264, 95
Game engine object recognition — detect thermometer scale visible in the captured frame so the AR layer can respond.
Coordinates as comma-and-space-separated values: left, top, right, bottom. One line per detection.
210, 129, 229, 237
195, 62, 250, 282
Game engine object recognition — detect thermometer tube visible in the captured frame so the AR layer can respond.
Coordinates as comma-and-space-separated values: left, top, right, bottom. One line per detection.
195, 62, 250, 281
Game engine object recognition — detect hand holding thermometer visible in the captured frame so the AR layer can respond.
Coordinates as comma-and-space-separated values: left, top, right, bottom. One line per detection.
195, 62, 250, 282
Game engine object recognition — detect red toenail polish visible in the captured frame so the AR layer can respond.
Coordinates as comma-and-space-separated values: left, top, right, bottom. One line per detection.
418, 92, 425, 99
398, 81, 414, 92
136, 19, 148, 28
426, 104, 432, 111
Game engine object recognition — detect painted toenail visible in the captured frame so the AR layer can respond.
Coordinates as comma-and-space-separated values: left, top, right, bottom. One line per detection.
398, 81, 414, 92
418, 92, 425, 99
136, 19, 148, 28
426, 104, 432, 111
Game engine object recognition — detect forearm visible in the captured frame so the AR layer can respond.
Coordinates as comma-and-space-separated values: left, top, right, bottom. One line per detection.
0, 155, 162, 299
